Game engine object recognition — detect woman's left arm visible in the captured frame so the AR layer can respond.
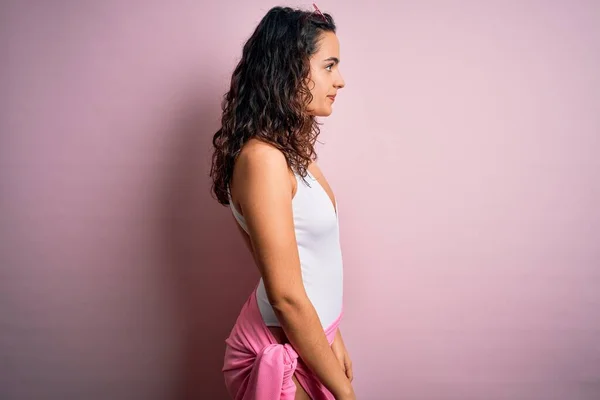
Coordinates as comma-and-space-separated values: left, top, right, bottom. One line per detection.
331, 328, 353, 382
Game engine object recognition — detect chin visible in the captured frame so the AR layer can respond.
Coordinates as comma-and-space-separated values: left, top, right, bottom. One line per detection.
315, 107, 333, 117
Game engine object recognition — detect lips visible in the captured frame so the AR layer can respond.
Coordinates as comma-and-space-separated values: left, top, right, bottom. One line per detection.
327, 95, 336, 101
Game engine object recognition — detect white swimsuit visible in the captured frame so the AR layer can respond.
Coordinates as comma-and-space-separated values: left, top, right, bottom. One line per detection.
228, 168, 343, 329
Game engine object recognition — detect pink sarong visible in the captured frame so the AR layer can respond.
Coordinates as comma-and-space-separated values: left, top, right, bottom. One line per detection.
222, 284, 343, 400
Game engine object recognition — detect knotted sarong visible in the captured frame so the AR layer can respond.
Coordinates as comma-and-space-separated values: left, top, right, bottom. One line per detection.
222, 284, 343, 400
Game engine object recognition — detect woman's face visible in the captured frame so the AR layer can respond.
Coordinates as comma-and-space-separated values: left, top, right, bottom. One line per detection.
305, 31, 346, 117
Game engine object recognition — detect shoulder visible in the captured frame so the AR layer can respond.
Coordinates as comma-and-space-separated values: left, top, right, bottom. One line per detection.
237, 138, 289, 173
231, 139, 297, 210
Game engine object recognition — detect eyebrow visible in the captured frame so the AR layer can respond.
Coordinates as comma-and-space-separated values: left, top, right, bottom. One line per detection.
323, 57, 340, 64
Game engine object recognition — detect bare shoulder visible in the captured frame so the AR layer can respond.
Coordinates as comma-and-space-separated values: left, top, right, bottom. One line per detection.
231, 139, 296, 213
237, 138, 288, 173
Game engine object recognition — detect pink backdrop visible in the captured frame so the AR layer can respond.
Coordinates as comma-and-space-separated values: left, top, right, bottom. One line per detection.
2, 1, 599, 399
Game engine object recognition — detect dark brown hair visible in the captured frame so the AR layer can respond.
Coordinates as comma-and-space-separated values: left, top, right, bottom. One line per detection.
209, 6, 336, 205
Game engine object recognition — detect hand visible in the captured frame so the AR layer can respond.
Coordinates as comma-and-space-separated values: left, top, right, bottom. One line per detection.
337, 392, 357, 400
334, 383, 356, 400
331, 329, 353, 383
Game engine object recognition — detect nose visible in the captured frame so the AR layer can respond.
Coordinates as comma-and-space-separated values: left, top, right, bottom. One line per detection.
335, 70, 345, 89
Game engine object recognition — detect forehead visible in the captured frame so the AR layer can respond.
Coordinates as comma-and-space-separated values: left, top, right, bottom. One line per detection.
313, 31, 340, 57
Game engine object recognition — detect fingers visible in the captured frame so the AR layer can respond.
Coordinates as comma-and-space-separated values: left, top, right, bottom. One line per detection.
344, 359, 353, 382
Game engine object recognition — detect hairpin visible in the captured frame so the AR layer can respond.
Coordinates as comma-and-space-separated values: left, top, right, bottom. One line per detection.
312, 3, 328, 22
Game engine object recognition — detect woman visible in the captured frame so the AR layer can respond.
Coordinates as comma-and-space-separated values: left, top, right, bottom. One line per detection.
210, 5, 353, 400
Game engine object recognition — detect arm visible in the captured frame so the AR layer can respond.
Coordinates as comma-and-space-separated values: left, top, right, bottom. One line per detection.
233, 144, 354, 399
332, 328, 353, 382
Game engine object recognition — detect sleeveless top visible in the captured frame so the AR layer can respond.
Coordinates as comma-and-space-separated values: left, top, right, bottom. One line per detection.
227, 168, 343, 329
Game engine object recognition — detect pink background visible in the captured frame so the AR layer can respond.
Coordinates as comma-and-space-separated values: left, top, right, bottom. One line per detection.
2, 1, 599, 399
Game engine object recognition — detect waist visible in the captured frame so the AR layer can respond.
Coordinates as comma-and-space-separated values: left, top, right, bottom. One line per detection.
267, 307, 343, 346
257, 277, 343, 329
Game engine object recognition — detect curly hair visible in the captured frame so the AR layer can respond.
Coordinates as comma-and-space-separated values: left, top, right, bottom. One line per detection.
209, 6, 337, 205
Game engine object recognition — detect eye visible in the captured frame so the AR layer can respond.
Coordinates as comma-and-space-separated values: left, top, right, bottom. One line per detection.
326, 63, 334, 71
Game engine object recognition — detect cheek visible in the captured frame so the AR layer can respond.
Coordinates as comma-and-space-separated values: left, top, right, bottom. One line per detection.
315, 86, 328, 103
310, 75, 325, 94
